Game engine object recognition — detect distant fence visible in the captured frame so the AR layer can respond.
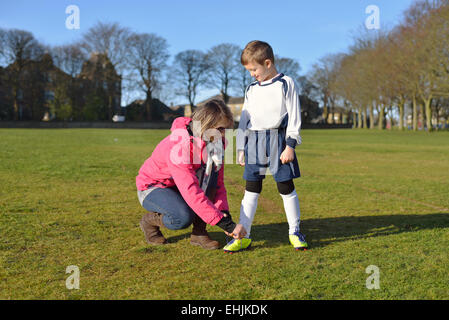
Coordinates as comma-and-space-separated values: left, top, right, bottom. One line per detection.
0, 121, 172, 129
0, 121, 352, 130
302, 123, 352, 129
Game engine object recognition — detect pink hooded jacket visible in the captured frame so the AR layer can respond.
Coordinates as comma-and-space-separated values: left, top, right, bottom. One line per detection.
136, 117, 229, 226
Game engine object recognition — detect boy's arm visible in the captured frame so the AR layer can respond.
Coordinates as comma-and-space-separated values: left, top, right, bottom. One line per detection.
285, 78, 302, 149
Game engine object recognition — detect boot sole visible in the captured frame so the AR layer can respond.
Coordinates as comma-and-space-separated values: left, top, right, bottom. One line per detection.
223, 243, 252, 254
190, 241, 220, 250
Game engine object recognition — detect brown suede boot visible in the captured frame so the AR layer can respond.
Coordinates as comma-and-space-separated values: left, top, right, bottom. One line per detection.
140, 212, 168, 245
190, 214, 220, 250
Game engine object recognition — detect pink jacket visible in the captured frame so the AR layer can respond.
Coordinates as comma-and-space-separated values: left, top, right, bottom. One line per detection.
136, 117, 229, 226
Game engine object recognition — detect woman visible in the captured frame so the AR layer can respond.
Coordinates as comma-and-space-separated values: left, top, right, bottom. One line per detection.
136, 100, 247, 250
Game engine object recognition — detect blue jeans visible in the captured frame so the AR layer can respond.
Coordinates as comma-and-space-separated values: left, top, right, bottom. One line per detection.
137, 187, 195, 230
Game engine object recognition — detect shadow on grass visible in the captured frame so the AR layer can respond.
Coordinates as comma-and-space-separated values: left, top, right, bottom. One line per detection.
166, 213, 449, 250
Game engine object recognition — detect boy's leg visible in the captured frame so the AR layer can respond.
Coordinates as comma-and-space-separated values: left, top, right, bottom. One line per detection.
226, 130, 265, 252
241, 135, 264, 239
277, 180, 308, 250
239, 180, 262, 238
278, 180, 301, 234
223, 180, 261, 253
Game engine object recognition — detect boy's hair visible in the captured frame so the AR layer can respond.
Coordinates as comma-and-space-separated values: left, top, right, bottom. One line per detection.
191, 99, 234, 137
241, 40, 275, 66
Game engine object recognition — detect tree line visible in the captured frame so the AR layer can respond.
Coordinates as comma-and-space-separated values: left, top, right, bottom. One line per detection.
0, 23, 304, 122
307, 0, 449, 131
5, 1, 444, 128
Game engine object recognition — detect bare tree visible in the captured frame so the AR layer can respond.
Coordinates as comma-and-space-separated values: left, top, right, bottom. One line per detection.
0, 28, 44, 120
50, 44, 87, 119
237, 63, 252, 97
307, 0, 449, 131
400, 1, 449, 131
0, 28, 6, 66
275, 56, 301, 79
309, 54, 342, 124
80, 22, 130, 73
206, 43, 240, 103
348, 28, 391, 129
308, 64, 330, 123
127, 32, 169, 121
297, 76, 316, 97
51, 44, 86, 78
172, 50, 210, 109
335, 53, 364, 128
80, 22, 131, 120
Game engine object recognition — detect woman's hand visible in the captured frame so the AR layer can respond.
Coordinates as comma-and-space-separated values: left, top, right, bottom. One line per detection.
280, 146, 295, 164
229, 224, 247, 239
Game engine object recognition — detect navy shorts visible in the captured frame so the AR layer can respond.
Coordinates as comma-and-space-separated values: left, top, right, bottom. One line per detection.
243, 125, 300, 183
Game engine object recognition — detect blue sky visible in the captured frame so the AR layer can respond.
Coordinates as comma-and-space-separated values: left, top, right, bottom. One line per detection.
0, 0, 415, 105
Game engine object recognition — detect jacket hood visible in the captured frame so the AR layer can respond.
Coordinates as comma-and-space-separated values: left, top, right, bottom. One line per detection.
170, 117, 192, 132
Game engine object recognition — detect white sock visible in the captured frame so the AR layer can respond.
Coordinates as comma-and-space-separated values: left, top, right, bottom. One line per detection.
280, 190, 301, 234
239, 190, 260, 238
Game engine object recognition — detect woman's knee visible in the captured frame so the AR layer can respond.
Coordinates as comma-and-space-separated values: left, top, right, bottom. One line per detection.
142, 187, 194, 230
163, 210, 194, 230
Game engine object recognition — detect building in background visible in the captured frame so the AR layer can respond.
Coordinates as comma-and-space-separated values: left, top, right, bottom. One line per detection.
124, 98, 183, 122
184, 95, 244, 122
77, 53, 122, 121
0, 52, 122, 121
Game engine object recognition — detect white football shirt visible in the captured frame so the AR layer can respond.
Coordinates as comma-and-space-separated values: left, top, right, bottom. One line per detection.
237, 73, 302, 151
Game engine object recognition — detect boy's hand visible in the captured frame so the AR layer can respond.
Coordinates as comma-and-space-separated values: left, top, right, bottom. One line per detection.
238, 150, 245, 166
280, 146, 295, 164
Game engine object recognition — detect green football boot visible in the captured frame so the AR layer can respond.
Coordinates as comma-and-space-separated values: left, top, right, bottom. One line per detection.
223, 238, 252, 254
289, 232, 308, 251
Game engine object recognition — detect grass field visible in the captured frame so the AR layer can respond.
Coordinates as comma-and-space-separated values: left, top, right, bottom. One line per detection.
1, 128, 448, 300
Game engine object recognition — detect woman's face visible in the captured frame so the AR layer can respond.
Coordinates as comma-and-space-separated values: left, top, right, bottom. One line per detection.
215, 120, 231, 136
205, 121, 228, 142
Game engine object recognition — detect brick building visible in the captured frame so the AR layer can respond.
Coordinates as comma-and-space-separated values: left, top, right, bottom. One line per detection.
0, 52, 121, 121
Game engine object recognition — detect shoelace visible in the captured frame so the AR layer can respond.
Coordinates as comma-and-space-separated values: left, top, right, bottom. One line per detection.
292, 232, 306, 242
225, 236, 234, 247
297, 233, 306, 243
225, 237, 243, 251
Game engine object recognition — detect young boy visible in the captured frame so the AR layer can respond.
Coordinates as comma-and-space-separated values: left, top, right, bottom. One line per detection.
223, 40, 308, 253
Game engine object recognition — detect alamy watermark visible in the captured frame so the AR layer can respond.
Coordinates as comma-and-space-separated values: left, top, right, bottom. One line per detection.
66, 265, 80, 290
169, 121, 288, 176
365, 5, 380, 30
66, 5, 80, 30
365, 265, 380, 290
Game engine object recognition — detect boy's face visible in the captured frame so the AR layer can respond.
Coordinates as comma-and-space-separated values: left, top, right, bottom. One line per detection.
244, 60, 273, 82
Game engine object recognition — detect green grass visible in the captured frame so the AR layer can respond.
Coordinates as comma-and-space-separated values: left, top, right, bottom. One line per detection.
1, 128, 448, 299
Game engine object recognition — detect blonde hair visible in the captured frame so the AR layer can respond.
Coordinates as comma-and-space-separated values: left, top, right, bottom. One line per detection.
241, 40, 275, 66
191, 99, 234, 137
